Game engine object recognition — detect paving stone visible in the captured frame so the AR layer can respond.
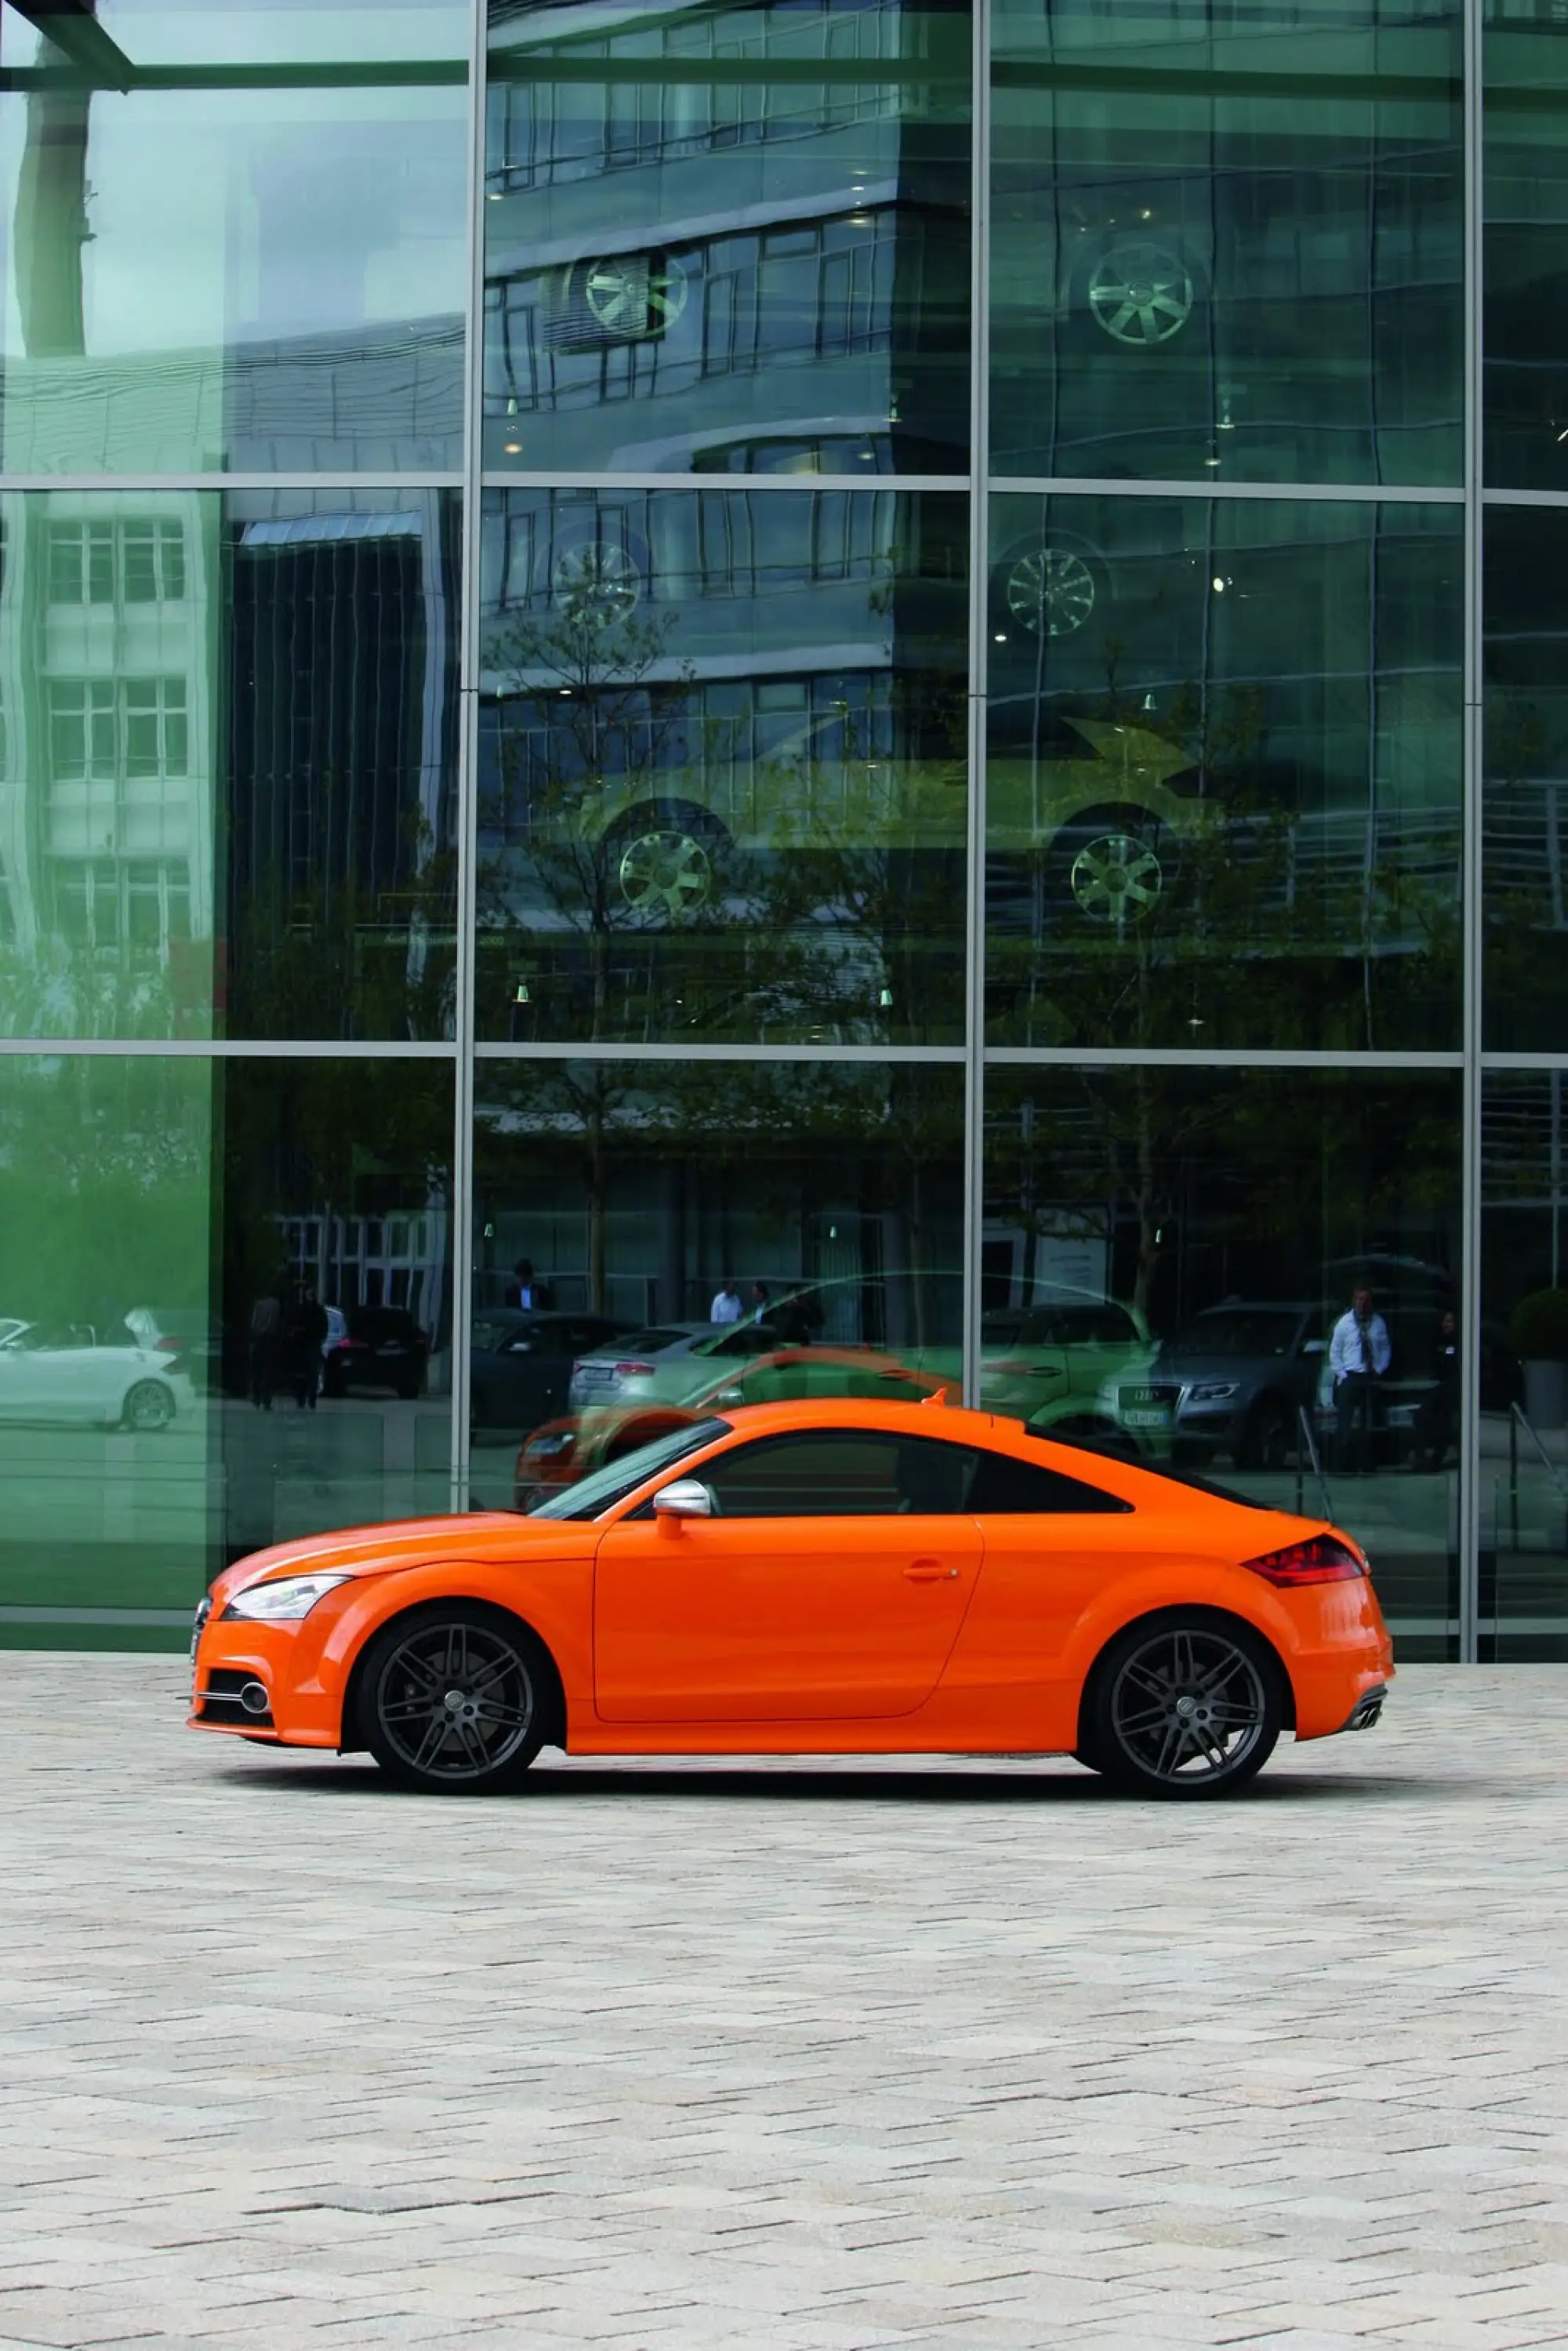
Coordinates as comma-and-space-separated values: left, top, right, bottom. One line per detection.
2, 1658, 1567, 2348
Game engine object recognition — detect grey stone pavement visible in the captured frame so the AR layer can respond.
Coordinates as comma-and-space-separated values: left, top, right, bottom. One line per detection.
2, 1657, 1567, 2351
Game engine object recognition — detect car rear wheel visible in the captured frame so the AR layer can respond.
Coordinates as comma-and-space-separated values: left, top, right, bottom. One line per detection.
359, 1605, 548, 1794
122, 1379, 175, 1432
1083, 1614, 1283, 1798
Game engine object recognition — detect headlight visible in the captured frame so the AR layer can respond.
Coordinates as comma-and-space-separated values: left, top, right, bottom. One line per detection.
1189, 1381, 1240, 1403
221, 1572, 351, 1622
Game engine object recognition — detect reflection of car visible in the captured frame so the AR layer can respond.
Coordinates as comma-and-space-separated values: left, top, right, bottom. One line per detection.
517, 1347, 958, 1508
1105, 1303, 1334, 1468
567, 1321, 758, 1410
470, 1311, 629, 1435
982, 1297, 1156, 1439
0, 1322, 192, 1430
321, 1308, 430, 1402
191, 1395, 1394, 1800
123, 1307, 224, 1392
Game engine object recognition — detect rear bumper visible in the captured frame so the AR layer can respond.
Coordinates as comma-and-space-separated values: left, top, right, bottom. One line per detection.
1340, 1683, 1389, 1732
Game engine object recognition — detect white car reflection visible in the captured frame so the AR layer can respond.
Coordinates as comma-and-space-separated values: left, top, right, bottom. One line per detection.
0, 1322, 194, 1430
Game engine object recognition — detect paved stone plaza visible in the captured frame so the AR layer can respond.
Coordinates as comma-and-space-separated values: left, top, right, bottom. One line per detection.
2, 1656, 1566, 2351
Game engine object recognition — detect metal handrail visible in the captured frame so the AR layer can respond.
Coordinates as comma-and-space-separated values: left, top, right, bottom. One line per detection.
1510, 1400, 1565, 1489
1295, 1403, 1335, 1522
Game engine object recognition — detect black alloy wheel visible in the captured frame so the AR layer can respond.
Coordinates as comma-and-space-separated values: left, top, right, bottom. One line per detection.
360, 1606, 547, 1793
1083, 1615, 1283, 1798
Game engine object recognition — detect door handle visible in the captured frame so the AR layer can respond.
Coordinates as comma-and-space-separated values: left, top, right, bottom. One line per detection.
904, 1559, 959, 1581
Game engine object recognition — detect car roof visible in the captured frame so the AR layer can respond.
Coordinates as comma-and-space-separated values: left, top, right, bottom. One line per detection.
677, 1396, 1292, 1520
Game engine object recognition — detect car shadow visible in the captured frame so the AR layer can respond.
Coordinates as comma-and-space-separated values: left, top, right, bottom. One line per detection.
212, 1756, 1460, 1805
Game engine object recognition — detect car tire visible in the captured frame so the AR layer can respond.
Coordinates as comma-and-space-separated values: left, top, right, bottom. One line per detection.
1237, 1398, 1292, 1471
1081, 1612, 1284, 1799
358, 1604, 550, 1794
395, 1373, 422, 1402
122, 1379, 175, 1433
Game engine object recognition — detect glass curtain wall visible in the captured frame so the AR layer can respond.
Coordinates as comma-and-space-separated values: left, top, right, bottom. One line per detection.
0, 0, 1559, 1666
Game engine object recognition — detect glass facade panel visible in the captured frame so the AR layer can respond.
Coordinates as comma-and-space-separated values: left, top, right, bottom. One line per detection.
469, 1058, 963, 1511
0, 1, 468, 474
1483, 504, 1568, 1050
1482, 1072, 1568, 1659
984, 1065, 1464, 1651
1485, 9, 1568, 490
990, 0, 1464, 487
213, 1057, 454, 1566
477, 484, 967, 1044
483, 1, 971, 476
0, 486, 459, 1041
985, 494, 1463, 1049
0, 1, 1555, 1663
0, 1054, 451, 1642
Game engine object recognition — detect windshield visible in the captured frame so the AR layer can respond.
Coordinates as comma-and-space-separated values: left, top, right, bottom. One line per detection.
1171, 1309, 1306, 1359
526, 1417, 732, 1520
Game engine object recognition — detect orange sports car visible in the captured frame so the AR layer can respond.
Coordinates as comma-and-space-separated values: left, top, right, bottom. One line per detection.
189, 1396, 1392, 1801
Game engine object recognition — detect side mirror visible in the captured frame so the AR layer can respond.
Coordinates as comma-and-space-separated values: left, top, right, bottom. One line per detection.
652, 1478, 713, 1521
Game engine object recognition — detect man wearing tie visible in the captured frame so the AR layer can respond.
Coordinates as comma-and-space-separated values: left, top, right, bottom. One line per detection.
1329, 1283, 1392, 1472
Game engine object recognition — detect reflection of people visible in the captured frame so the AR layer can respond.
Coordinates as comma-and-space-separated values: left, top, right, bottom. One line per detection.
283, 1283, 328, 1411
1330, 1284, 1391, 1471
249, 1280, 284, 1410
710, 1279, 742, 1325
505, 1257, 552, 1311
1414, 1311, 1459, 1471
749, 1282, 771, 1322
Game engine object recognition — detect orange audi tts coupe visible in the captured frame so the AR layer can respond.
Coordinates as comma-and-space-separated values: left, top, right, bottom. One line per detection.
189, 1397, 1392, 1800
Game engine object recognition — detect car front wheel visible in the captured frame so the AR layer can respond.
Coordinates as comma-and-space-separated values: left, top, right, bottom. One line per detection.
122, 1379, 175, 1432
1082, 1614, 1283, 1798
359, 1605, 548, 1793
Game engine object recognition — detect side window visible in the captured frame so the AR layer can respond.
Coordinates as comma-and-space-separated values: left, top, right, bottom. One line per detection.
699, 1431, 973, 1517
966, 1449, 1132, 1515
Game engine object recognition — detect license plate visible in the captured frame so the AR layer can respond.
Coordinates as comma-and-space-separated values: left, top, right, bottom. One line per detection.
1123, 1407, 1172, 1429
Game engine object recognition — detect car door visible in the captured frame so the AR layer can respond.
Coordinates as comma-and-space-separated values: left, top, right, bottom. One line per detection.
593, 1428, 984, 1722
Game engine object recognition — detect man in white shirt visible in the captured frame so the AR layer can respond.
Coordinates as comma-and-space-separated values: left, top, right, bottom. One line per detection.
710, 1279, 742, 1325
1330, 1284, 1392, 1471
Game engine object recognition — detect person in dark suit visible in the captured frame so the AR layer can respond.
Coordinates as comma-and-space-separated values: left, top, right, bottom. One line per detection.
504, 1257, 554, 1310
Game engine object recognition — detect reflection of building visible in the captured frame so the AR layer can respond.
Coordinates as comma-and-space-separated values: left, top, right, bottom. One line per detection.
483, 0, 969, 473
0, 489, 216, 1024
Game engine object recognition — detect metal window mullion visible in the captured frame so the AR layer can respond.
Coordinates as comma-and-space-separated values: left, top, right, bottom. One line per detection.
1460, 0, 1485, 1664
961, 0, 992, 1412
448, 0, 488, 1517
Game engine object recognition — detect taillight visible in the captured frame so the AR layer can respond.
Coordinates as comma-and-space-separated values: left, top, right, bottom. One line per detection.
615, 1360, 655, 1379
154, 1336, 181, 1354
1243, 1534, 1366, 1587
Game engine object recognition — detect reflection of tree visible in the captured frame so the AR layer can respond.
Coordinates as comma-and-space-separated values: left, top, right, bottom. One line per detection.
987, 1067, 1460, 1333
472, 1060, 964, 1336
479, 600, 746, 1042
988, 660, 1461, 1053
478, 582, 967, 1048
0, 1058, 211, 1327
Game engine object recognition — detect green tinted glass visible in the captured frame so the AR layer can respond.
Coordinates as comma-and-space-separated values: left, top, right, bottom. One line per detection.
474, 1058, 964, 1513
484, 2, 971, 476
991, 0, 1463, 485
0, 3, 467, 473
985, 493, 1463, 1049
0, 488, 459, 1042
1485, 9, 1568, 488
1483, 505, 1568, 1048
985, 1064, 1463, 1653
0, 1053, 454, 1644
477, 484, 968, 1044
